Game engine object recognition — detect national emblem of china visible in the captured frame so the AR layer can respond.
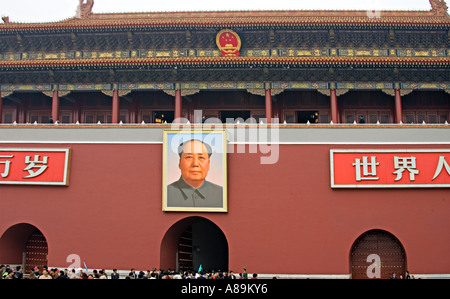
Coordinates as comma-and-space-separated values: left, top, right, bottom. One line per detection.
216, 29, 242, 57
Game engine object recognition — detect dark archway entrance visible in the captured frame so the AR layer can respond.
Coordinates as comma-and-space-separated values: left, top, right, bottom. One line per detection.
0, 223, 48, 274
350, 229, 406, 279
160, 217, 228, 273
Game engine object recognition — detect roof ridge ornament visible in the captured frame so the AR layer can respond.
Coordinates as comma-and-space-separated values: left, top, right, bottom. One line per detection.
429, 0, 449, 16
76, 0, 94, 19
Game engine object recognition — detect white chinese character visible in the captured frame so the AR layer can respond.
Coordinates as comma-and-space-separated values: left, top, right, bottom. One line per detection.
0, 155, 14, 178
23, 155, 49, 179
432, 156, 450, 180
352, 156, 380, 181
393, 156, 419, 181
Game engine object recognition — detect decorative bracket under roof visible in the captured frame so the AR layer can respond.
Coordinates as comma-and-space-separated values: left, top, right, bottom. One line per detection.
101, 89, 131, 97
1, 91, 13, 98
76, 0, 94, 19
429, 0, 449, 16
163, 89, 200, 97
42, 90, 72, 98
247, 89, 285, 97
317, 89, 349, 97
381, 89, 414, 97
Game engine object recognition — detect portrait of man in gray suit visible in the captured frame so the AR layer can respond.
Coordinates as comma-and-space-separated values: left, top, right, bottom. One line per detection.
166, 139, 224, 209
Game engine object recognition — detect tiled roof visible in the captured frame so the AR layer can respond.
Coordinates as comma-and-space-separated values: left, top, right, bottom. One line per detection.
1, 9, 449, 31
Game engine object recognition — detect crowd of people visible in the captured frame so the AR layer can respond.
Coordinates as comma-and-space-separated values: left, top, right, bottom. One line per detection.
1, 264, 258, 280
2, 264, 418, 279
390, 271, 416, 279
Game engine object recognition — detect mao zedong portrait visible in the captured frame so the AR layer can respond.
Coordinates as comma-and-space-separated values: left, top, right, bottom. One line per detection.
167, 139, 223, 208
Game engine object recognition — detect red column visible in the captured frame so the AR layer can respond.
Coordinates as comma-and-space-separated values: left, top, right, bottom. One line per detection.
265, 89, 272, 124
0, 91, 3, 124
51, 90, 60, 123
174, 89, 182, 123
394, 88, 402, 124
112, 89, 120, 124
330, 89, 338, 124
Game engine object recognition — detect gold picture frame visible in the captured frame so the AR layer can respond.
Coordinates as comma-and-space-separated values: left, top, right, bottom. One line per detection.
162, 130, 227, 212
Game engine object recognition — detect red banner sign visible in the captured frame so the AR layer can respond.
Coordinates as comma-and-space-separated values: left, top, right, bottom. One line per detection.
0, 148, 71, 186
331, 150, 450, 188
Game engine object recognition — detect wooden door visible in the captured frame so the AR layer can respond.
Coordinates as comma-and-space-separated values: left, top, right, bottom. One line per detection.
351, 230, 406, 279
25, 230, 48, 273
177, 226, 193, 272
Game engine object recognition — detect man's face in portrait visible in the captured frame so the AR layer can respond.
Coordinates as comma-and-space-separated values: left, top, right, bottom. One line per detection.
179, 140, 211, 188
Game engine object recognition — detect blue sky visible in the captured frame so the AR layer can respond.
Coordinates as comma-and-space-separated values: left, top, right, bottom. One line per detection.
0, 0, 439, 23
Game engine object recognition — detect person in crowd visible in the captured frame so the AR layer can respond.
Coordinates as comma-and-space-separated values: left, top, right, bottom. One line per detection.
69, 269, 77, 279
55, 270, 67, 279
111, 269, 120, 279
242, 267, 248, 279
405, 270, 411, 279
14, 266, 23, 279
38, 269, 52, 279
0, 265, 5, 279
99, 269, 107, 279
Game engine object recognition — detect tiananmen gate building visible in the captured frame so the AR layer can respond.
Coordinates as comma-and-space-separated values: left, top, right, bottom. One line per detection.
0, 0, 449, 279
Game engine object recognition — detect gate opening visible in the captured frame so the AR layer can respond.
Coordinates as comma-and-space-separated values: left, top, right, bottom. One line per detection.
0, 223, 48, 274
350, 229, 406, 279
160, 217, 228, 273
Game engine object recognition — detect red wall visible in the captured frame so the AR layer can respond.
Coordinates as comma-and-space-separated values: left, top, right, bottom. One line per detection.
1, 143, 449, 275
